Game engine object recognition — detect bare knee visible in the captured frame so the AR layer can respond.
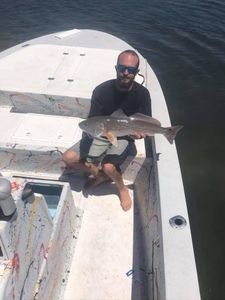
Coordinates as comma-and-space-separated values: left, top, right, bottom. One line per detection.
102, 163, 116, 174
63, 150, 80, 166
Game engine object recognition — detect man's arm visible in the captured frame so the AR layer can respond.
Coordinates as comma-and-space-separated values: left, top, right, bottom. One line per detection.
88, 88, 104, 118
139, 88, 152, 116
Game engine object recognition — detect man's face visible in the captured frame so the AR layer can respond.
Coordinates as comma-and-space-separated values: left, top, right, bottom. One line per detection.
115, 53, 139, 91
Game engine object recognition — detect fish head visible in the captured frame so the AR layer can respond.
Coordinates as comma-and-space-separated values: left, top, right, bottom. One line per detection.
79, 119, 104, 137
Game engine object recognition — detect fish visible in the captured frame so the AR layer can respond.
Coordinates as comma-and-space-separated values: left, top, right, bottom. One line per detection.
79, 109, 183, 146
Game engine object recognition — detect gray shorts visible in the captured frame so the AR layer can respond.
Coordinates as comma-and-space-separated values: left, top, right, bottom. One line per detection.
69, 134, 137, 167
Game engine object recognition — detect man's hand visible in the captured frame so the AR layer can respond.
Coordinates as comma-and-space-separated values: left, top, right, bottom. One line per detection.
130, 132, 145, 139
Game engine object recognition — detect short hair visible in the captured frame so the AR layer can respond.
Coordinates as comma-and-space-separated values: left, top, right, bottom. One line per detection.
117, 50, 140, 68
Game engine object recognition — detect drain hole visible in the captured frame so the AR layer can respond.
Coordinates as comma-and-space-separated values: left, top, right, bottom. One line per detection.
169, 215, 187, 229
175, 218, 183, 226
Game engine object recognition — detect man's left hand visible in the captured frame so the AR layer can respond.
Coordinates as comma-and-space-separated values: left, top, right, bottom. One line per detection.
130, 132, 145, 139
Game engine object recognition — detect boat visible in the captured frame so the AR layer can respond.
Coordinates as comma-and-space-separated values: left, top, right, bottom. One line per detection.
0, 28, 201, 300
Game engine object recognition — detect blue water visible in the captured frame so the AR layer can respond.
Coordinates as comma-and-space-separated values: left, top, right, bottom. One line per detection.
1, 1, 225, 299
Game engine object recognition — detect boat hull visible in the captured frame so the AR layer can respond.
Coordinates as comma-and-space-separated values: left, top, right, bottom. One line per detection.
0, 29, 200, 300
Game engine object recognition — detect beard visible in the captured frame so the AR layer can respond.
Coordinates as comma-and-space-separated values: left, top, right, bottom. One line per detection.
116, 74, 134, 91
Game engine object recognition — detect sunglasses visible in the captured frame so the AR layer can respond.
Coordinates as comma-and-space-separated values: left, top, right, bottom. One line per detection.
116, 64, 139, 74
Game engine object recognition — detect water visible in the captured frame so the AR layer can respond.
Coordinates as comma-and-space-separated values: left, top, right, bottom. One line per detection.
0, 0, 225, 299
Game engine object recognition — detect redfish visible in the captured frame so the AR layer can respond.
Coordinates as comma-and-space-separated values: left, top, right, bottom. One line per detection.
79, 109, 183, 146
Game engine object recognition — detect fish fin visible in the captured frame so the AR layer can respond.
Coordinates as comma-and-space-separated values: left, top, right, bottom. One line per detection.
110, 109, 128, 118
105, 131, 118, 146
164, 125, 183, 144
130, 113, 161, 126
95, 127, 105, 137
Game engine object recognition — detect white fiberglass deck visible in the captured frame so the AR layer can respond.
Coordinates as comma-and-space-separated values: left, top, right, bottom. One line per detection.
0, 45, 119, 98
64, 187, 134, 300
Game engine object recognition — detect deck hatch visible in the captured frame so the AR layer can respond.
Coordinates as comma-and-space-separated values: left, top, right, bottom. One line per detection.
11, 114, 79, 144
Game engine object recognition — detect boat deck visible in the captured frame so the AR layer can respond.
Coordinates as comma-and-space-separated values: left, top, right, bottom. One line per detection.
0, 108, 147, 298
64, 180, 134, 300
0, 109, 148, 298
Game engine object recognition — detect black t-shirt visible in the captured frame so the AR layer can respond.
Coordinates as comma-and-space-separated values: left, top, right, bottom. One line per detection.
88, 79, 152, 118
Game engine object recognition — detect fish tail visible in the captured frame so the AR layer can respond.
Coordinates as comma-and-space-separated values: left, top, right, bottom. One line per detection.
164, 125, 183, 144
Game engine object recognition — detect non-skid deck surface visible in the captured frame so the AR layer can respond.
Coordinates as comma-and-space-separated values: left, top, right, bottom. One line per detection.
64, 177, 134, 300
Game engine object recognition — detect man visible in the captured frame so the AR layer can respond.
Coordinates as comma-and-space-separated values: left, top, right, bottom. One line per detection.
63, 50, 151, 211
